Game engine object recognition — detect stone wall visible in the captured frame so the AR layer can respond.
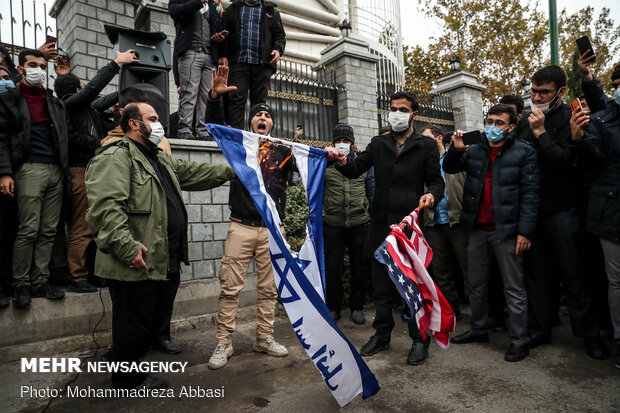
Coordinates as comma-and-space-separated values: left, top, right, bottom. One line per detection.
52, 0, 139, 97
433, 71, 486, 132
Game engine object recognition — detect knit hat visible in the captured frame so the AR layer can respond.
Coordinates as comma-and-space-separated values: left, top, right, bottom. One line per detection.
332, 123, 355, 144
248, 102, 274, 130
612, 64, 620, 82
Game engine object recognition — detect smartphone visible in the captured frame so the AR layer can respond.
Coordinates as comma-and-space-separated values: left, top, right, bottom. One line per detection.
462, 130, 484, 146
570, 98, 583, 113
219, 30, 229, 36
576, 36, 596, 62
45, 34, 57, 45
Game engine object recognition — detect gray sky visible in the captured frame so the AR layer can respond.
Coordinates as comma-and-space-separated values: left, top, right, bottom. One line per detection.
400, 0, 620, 50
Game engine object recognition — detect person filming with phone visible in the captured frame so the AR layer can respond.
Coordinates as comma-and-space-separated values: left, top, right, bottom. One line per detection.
169, 0, 224, 140
514, 65, 609, 360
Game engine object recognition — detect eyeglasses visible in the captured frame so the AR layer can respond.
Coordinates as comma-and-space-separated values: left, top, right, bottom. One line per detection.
530, 87, 557, 99
484, 118, 509, 127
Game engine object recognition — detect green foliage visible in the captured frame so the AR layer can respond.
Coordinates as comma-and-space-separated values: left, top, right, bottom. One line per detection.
284, 184, 309, 252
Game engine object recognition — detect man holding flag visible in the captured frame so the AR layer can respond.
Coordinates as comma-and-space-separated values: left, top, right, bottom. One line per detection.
337, 91, 445, 365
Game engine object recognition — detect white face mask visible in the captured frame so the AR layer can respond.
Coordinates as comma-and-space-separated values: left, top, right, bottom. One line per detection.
533, 89, 561, 114
137, 120, 165, 146
334, 142, 350, 156
24, 67, 46, 87
387, 111, 411, 133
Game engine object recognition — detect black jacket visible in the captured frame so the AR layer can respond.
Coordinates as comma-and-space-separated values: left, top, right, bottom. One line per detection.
443, 136, 540, 240
169, 0, 221, 59
218, 0, 286, 72
0, 84, 74, 196
577, 102, 620, 242
60, 60, 120, 167
514, 103, 575, 218
582, 77, 610, 116
337, 131, 445, 255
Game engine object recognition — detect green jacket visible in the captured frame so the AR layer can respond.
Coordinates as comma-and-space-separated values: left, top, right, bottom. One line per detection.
85, 137, 236, 281
323, 167, 370, 227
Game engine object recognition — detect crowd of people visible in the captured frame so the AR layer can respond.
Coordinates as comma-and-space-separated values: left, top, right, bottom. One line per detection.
0, 0, 618, 391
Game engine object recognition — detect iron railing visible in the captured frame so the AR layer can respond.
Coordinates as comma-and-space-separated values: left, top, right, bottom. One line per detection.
377, 86, 459, 133
264, 59, 342, 143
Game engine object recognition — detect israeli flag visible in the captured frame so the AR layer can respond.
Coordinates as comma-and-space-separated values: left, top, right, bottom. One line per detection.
207, 124, 380, 407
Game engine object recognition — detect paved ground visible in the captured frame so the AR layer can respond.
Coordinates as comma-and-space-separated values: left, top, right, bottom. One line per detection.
1, 305, 618, 413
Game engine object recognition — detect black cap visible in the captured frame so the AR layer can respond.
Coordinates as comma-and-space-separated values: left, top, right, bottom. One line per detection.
248, 102, 274, 130
332, 123, 355, 144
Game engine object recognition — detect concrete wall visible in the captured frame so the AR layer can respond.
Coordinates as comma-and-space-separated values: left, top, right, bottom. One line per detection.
0, 141, 261, 349
434, 71, 486, 132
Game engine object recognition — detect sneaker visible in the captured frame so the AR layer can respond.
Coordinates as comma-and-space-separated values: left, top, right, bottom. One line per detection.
208, 343, 233, 370
31, 281, 65, 300
13, 286, 31, 307
178, 131, 195, 140
68, 280, 98, 293
253, 336, 288, 357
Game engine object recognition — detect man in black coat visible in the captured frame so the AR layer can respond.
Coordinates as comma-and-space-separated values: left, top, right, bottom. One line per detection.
337, 91, 445, 366
217, 0, 286, 129
0, 49, 76, 307
445, 104, 540, 362
516, 65, 608, 360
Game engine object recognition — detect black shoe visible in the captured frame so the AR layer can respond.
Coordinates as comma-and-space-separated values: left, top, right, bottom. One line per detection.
615, 341, 619, 369
68, 280, 98, 293
101, 349, 113, 362
350, 310, 365, 325
360, 335, 390, 356
155, 339, 182, 354
178, 132, 195, 140
0, 291, 10, 308
486, 317, 506, 331
13, 286, 31, 307
135, 375, 169, 390
600, 329, 614, 341
329, 310, 341, 321
31, 281, 65, 300
528, 333, 551, 349
407, 341, 428, 365
585, 336, 609, 360
504, 343, 529, 362
450, 330, 489, 344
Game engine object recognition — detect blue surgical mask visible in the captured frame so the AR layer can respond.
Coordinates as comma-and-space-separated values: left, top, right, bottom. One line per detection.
0, 79, 15, 93
484, 125, 508, 143
615, 88, 620, 106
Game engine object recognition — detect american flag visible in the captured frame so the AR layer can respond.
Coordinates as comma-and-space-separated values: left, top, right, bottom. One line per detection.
374, 208, 456, 348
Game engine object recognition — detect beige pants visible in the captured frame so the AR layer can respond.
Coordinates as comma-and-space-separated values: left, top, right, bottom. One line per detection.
216, 222, 278, 344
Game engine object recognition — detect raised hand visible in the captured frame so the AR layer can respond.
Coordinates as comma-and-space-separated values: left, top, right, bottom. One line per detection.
210, 65, 237, 99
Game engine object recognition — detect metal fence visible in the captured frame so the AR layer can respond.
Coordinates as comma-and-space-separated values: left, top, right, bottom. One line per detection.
266, 59, 342, 143
377, 87, 459, 133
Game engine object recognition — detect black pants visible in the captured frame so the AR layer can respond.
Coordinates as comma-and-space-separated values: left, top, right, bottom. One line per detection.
0, 196, 18, 293
108, 273, 180, 389
371, 259, 419, 340
324, 223, 369, 312
524, 209, 599, 338
226, 63, 273, 129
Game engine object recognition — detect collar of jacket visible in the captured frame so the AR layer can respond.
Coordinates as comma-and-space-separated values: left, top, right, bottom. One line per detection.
2, 84, 58, 125
383, 128, 421, 156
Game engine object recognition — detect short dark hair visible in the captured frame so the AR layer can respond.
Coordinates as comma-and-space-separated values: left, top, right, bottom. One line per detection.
18, 48, 46, 66
54, 73, 81, 99
499, 94, 524, 115
578, 94, 586, 100
443, 131, 454, 146
390, 91, 419, 112
487, 103, 517, 125
420, 125, 443, 138
531, 65, 567, 90
378, 125, 391, 135
119, 87, 149, 108
119, 103, 143, 133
